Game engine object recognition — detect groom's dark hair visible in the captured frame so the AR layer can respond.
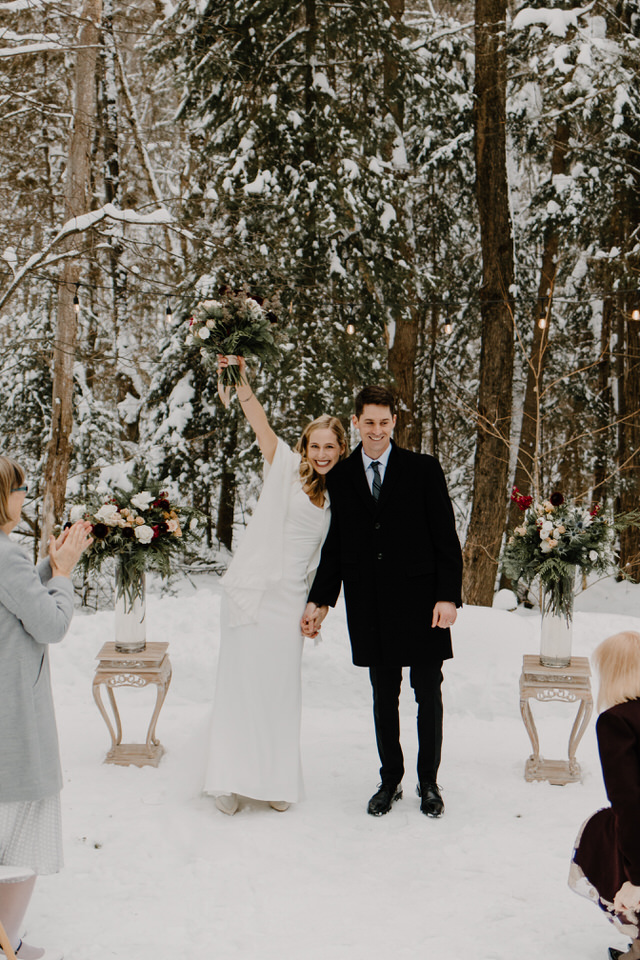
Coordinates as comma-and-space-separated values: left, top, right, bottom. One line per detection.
355, 385, 396, 418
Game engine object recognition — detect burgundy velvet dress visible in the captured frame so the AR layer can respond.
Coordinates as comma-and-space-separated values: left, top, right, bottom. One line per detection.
570, 699, 640, 939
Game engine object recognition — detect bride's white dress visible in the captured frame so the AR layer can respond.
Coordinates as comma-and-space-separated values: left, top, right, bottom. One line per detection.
204, 443, 329, 803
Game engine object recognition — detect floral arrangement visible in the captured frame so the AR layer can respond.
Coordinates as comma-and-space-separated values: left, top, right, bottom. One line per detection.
501, 487, 614, 619
70, 474, 197, 609
184, 287, 279, 392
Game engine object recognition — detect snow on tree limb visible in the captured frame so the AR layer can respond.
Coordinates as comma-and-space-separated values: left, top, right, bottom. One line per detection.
0, 204, 173, 314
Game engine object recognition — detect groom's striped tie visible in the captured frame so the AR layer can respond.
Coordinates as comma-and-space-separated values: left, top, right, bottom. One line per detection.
370, 460, 382, 501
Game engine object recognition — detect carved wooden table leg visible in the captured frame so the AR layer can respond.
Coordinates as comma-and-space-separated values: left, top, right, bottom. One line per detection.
519, 655, 593, 785
93, 642, 172, 767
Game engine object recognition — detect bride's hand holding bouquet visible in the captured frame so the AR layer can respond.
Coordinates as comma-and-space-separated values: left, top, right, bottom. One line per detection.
183, 287, 279, 406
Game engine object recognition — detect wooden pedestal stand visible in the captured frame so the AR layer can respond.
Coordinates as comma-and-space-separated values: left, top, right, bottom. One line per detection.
93, 642, 172, 767
519, 654, 593, 785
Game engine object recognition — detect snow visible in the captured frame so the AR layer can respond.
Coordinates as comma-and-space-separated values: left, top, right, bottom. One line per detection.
511, 6, 590, 38
27, 574, 640, 960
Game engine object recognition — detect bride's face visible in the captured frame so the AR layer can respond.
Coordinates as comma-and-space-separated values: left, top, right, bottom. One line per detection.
306, 428, 343, 475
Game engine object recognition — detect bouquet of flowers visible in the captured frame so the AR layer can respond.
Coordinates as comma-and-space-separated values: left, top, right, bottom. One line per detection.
501, 487, 614, 619
184, 288, 279, 402
70, 473, 198, 609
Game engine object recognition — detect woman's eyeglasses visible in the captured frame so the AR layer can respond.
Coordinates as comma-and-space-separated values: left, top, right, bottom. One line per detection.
11, 483, 28, 493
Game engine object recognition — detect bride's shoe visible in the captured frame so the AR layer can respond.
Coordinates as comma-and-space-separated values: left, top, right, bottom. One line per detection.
269, 801, 290, 812
215, 794, 239, 816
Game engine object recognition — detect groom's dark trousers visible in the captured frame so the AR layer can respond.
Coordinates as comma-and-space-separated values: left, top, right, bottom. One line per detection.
309, 440, 462, 786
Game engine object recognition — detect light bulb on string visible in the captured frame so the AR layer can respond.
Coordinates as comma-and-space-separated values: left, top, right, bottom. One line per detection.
444, 314, 452, 335
346, 322, 355, 335
537, 298, 547, 329
165, 301, 173, 320
632, 306, 640, 321
73, 283, 80, 315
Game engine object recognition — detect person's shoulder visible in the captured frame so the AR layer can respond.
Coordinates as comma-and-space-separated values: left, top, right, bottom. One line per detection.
597, 699, 640, 736
391, 444, 441, 469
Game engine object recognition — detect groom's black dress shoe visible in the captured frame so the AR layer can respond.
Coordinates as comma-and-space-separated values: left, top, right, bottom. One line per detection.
417, 781, 444, 817
367, 782, 402, 816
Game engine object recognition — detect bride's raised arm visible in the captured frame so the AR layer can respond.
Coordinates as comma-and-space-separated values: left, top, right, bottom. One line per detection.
218, 355, 278, 464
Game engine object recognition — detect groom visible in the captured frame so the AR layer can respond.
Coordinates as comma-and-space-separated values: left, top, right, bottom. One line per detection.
302, 385, 463, 817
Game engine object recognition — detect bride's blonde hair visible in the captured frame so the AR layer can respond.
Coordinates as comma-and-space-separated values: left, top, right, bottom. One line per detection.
296, 415, 347, 501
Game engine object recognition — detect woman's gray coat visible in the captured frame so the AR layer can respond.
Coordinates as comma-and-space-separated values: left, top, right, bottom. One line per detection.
0, 531, 75, 802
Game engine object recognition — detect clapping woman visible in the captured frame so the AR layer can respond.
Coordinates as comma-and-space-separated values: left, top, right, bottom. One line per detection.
0, 456, 93, 960
569, 631, 640, 960
204, 357, 347, 814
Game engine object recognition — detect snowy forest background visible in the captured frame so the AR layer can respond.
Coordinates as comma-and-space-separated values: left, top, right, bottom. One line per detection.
1, 0, 639, 608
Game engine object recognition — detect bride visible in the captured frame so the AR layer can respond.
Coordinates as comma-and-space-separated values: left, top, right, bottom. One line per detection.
204, 356, 347, 814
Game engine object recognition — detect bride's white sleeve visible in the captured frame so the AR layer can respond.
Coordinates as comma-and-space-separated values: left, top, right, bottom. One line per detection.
222, 438, 300, 626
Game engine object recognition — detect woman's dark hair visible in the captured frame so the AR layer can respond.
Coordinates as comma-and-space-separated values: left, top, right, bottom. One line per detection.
354, 385, 396, 418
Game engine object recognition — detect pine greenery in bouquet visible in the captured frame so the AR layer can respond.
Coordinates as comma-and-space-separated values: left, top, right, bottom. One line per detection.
501, 488, 615, 618
69, 471, 199, 606
184, 288, 279, 388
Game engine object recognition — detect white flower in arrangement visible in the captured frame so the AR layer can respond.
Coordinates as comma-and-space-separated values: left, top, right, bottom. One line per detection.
247, 298, 263, 317
540, 539, 555, 553
206, 319, 215, 328
130, 491, 155, 511
134, 524, 154, 544
166, 518, 180, 533
198, 327, 210, 340
202, 299, 222, 311
515, 525, 526, 536
69, 504, 87, 522
95, 504, 121, 525
539, 520, 554, 537
185, 335, 194, 346
589, 549, 599, 561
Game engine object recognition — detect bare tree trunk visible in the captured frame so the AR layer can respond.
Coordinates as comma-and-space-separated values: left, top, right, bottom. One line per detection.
617, 289, 640, 579
40, 0, 102, 555
593, 294, 613, 504
216, 419, 238, 551
462, 0, 515, 606
500, 121, 569, 590
384, 0, 420, 450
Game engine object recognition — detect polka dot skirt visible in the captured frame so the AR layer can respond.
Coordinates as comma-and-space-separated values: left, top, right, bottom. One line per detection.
0, 794, 63, 876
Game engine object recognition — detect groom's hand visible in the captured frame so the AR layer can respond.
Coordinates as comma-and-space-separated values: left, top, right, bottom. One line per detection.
301, 602, 328, 638
432, 601, 457, 630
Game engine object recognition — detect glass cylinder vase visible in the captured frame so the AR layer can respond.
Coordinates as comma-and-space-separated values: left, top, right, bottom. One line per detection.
539, 571, 575, 668
114, 556, 146, 654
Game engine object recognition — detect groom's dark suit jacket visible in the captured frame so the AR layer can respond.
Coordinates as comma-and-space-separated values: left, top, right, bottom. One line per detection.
309, 440, 463, 667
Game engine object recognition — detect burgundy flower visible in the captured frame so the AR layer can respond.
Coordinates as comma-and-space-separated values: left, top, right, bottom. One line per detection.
152, 498, 171, 512
511, 486, 533, 511
549, 492, 565, 506
590, 503, 600, 517
153, 522, 168, 537
92, 523, 109, 539
121, 526, 135, 539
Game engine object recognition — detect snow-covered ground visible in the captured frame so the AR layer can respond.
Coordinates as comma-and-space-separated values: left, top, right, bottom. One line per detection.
30, 576, 640, 960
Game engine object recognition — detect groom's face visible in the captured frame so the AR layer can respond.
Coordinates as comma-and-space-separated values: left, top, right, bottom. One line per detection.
353, 404, 396, 459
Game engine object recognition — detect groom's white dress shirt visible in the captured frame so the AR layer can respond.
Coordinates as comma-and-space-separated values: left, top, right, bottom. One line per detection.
362, 444, 392, 495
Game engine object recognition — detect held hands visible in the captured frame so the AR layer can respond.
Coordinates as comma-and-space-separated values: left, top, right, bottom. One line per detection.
49, 521, 94, 578
614, 881, 640, 916
301, 602, 328, 639
432, 601, 457, 630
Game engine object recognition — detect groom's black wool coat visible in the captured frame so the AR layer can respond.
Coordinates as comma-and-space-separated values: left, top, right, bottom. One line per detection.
309, 441, 463, 667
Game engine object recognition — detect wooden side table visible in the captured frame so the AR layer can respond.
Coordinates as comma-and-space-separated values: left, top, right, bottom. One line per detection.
519, 654, 593, 785
93, 642, 172, 767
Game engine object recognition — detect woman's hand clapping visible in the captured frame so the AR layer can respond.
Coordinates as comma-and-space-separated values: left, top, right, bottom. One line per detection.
49, 521, 94, 579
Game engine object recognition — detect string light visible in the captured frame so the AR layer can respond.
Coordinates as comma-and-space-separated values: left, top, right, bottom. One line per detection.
165, 301, 173, 319
73, 282, 80, 315
632, 306, 640, 321
346, 322, 355, 335
444, 312, 452, 335
537, 297, 547, 329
